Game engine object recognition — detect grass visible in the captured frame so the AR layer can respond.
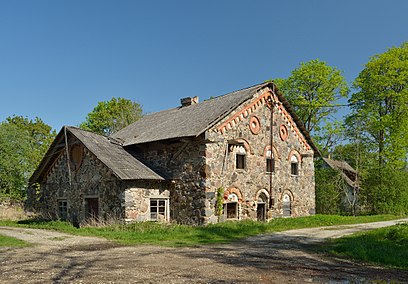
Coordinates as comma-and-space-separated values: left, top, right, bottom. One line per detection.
0, 214, 403, 247
0, 204, 26, 221
0, 234, 29, 247
324, 222, 408, 269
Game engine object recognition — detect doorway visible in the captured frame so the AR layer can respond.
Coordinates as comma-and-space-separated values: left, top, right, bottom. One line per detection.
85, 198, 99, 220
257, 193, 268, 221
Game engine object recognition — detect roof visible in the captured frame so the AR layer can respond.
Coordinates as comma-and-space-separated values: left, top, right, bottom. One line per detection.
29, 126, 164, 183
322, 158, 356, 173
112, 82, 320, 155
112, 83, 266, 145
322, 157, 358, 188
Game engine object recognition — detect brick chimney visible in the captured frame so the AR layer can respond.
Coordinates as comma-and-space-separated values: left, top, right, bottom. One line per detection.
180, 96, 199, 107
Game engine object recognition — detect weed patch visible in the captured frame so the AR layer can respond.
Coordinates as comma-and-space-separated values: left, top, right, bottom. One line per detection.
324, 222, 408, 269
0, 234, 29, 247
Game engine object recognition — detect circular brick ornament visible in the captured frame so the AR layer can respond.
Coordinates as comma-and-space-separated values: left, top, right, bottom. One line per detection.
279, 125, 289, 141
249, 116, 261, 135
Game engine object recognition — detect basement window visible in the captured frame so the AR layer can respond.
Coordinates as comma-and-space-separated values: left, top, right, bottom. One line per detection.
58, 200, 68, 221
150, 198, 169, 221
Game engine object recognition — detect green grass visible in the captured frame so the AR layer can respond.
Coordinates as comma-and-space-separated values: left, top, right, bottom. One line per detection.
324, 222, 408, 269
0, 214, 402, 247
0, 234, 29, 247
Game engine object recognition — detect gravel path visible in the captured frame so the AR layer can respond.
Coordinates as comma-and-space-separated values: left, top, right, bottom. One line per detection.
1, 218, 408, 283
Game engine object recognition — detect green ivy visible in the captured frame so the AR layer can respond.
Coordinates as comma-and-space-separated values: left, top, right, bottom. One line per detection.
216, 187, 224, 216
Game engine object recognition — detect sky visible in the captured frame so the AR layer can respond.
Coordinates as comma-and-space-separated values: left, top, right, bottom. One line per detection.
0, 0, 407, 131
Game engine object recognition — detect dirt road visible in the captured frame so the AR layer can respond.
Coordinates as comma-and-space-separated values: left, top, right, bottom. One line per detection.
1, 219, 408, 283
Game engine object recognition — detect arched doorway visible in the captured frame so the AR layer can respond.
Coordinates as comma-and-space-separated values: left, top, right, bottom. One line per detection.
257, 193, 268, 221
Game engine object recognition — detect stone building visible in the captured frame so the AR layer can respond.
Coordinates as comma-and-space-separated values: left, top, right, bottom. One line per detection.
28, 82, 319, 225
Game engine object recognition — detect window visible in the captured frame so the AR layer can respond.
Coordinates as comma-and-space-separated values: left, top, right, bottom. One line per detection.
235, 144, 246, 170
225, 202, 238, 219
266, 158, 275, 173
150, 198, 168, 221
283, 194, 291, 217
290, 155, 299, 176
58, 200, 68, 221
224, 193, 239, 219
236, 154, 246, 169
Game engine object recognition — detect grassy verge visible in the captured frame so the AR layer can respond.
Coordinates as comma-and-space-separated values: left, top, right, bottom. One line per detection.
0, 234, 29, 247
0, 214, 403, 247
323, 222, 408, 269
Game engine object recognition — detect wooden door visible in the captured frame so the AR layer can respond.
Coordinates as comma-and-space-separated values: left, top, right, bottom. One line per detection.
86, 198, 99, 220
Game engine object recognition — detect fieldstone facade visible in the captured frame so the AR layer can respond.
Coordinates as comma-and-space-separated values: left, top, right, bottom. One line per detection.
203, 87, 315, 224
27, 133, 168, 225
28, 82, 317, 226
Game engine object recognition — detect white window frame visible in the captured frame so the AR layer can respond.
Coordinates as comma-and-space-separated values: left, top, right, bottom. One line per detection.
150, 198, 170, 221
290, 155, 299, 176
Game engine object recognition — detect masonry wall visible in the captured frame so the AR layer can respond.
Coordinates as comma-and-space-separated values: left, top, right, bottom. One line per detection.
29, 145, 125, 224
123, 180, 170, 222
128, 138, 207, 225
203, 88, 315, 224
28, 134, 169, 224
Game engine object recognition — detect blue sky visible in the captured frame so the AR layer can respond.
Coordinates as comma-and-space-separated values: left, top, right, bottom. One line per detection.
0, 0, 407, 131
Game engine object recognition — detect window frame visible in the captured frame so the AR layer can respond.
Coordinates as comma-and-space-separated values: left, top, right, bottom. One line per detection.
224, 202, 238, 219
290, 154, 299, 176
291, 161, 299, 176
236, 153, 246, 170
150, 198, 169, 221
57, 199, 68, 221
266, 157, 275, 173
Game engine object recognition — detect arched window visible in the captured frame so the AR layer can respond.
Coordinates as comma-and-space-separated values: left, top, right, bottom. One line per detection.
283, 194, 292, 216
265, 149, 275, 173
235, 145, 246, 170
290, 155, 299, 176
225, 193, 239, 219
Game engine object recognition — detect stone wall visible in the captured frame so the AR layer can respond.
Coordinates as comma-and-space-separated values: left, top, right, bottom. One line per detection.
123, 180, 169, 222
29, 137, 125, 224
128, 138, 207, 225
203, 88, 315, 223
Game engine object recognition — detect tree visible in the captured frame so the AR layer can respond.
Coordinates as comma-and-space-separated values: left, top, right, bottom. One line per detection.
0, 116, 55, 202
346, 42, 408, 215
274, 59, 349, 133
348, 42, 408, 169
80, 97, 143, 136
313, 120, 346, 156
